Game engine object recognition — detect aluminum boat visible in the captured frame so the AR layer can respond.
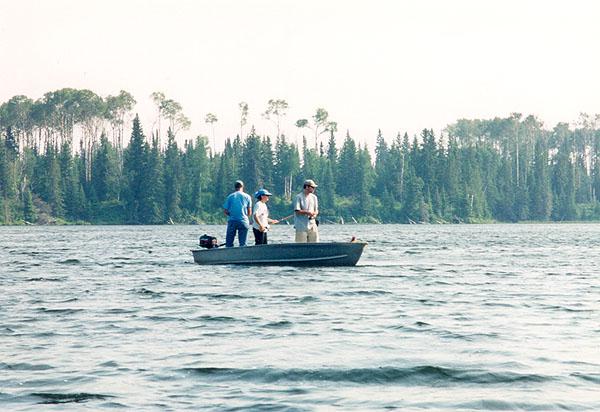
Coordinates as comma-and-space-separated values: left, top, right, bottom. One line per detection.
191, 242, 366, 266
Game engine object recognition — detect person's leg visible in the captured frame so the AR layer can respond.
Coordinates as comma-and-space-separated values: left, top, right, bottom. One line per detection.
295, 231, 308, 243
238, 222, 249, 246
225, 222, 235, 247
253, 228, 263, 245
307, 228, 320, 243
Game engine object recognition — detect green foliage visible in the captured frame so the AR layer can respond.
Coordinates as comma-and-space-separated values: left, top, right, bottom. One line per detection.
3, 90, 600, 225
181, 135, 210, 215
273, 135, 300, 200
401, 167, 426, 223
529, 138, 552, 220
356, 146, 374, 215
163, 129, 181, 221
240, 130, 263, 193
0, 129, 16, 198
337, 132, 357, 197
92, 134, 120, 202
22, 186, 37, 222
122, 115, 148, 223
142, 135, 165, 224
319, 160, 336, 213
61, 142, 88, 220
301, 139, 320, 187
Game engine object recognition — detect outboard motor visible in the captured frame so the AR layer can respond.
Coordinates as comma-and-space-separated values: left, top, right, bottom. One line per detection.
199, 234, 219, 249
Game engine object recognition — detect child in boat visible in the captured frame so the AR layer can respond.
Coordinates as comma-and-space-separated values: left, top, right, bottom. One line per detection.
252, 189, 279, 245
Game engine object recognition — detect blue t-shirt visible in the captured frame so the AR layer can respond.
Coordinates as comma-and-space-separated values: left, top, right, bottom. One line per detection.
223, 191, 252, 223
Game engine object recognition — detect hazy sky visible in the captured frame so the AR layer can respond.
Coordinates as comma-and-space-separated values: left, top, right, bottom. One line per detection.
1, 0, 599, 150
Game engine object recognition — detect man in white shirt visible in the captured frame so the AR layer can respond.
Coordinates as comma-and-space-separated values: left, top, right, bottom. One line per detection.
293, 179, 319, 243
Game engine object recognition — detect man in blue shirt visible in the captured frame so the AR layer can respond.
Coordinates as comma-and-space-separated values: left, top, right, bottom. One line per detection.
223, 180, 252, 247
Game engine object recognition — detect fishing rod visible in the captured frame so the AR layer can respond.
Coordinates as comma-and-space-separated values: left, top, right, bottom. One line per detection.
276, 214, 295, 222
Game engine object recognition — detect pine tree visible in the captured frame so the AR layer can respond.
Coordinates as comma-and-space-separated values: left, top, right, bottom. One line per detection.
4, 126, 18, 158
337, 132, 357, 197
356, 146, 374, 215
326, 131, 338, 184
181, 135, 209, 215
529, 138, 552, 220
214, 139, 239, 209
22, 185, 37, 223
142, 135, 164, 224
551, 137, 577, 220
260, 136, 274, 189
0, 132, 11, 199
273, 135, 300, 201
592, 132, 600, 204
493, 157, 516, 221
60, 142, 88, 220
379, 188, 396, 222
240, 130, 262, 192
301, 136, 320, 187
461, 145, 489, 220
123, 115, 147, 223
388, 133, 404, 203
1, 127, 18, 200
401, 166, 425, 223
40, 144, 64, 217
417, 129, 438, 199
373, 129, 389, 198
92, 133, 120, 202
319, 160, 336, 213
163, 129, 181, 222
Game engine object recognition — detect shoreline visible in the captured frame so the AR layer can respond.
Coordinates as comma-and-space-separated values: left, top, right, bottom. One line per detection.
3, 220, 600, 227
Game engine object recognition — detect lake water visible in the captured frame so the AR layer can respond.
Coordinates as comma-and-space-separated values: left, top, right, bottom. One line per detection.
1, 224, 599, 411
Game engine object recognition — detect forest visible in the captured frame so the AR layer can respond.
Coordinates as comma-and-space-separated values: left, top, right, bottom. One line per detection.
1, 88, 600, 225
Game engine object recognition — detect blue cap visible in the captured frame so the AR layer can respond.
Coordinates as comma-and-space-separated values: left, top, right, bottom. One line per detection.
255, 189, 273, 199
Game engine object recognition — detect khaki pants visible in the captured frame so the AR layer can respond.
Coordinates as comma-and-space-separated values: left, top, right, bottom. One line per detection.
295, 228, 319, 243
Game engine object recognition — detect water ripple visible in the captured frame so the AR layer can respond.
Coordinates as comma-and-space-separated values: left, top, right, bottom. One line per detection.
1, 224, 599, 410
32, 392, 113, 404
182, 366, 553, 385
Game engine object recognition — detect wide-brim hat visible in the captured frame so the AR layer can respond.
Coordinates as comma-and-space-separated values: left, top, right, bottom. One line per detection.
303, 179, 318, 188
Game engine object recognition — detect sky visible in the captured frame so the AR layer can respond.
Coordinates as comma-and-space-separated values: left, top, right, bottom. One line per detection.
1, 0, 600, 151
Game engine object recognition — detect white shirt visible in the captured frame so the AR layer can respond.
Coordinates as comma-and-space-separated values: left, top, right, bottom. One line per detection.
293, 192, 318, 231
252, 201, 269, 231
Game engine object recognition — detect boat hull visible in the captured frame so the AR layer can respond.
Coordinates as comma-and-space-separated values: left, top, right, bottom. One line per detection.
191, 242, 366, 266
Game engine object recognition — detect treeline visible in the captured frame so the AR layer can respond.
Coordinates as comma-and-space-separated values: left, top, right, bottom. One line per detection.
1, 89, 600, 224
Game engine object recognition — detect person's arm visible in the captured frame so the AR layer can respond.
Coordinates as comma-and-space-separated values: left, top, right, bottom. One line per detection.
296, 200, 315, 217
294, 195, 303, 216
253, 209, 261, 227
313, 196, 319, 218
247, 195, 252, 218
294, 195, 311, 216
223, 196, 230, 216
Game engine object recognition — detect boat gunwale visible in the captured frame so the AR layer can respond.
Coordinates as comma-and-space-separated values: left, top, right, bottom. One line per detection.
190, 241, 367, 254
